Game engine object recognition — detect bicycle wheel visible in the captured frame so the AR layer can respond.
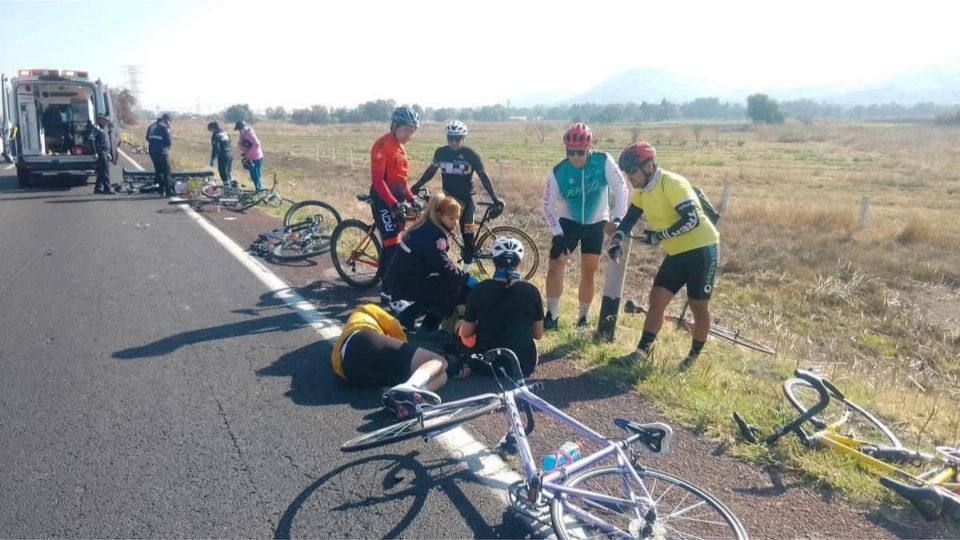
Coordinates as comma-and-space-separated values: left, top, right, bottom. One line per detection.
330, 219, 382, 289
474, 226, 540, 280
708, 322, 776, 355
283, 200, 342, 237
200, 183, 223, 198
340, 396, 502, 452
551, 466, 747, 540
269, 233, 331, 262
783, 378, 901, 448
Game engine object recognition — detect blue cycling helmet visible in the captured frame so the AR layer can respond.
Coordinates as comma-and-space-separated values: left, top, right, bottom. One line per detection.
391, 106, 420, 128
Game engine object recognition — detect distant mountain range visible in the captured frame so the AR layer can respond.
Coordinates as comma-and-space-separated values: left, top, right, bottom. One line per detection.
513, 65, 960, 106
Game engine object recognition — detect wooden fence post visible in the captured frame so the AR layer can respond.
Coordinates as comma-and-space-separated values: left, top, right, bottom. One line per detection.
859, 195, 870, 230
719, 181, 731, 214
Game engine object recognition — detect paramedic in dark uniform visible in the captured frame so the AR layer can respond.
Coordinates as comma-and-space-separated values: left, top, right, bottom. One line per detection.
90, 114, 113, 194
146, 113, 173, 197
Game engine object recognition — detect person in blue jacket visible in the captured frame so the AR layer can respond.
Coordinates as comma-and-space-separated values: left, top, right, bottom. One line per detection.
384, 191, 478, 330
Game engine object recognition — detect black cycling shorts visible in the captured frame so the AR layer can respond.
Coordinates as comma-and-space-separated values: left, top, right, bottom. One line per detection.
341, 330, 417, 388
552, 218, 607, 258
653, 244, 718, 301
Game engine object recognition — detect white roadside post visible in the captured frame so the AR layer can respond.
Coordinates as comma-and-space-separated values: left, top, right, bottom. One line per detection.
597, 236, 633, 341
859, 195, 870, 230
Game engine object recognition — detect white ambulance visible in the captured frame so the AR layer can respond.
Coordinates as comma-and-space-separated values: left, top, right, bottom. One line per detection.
1, 69, 119, 187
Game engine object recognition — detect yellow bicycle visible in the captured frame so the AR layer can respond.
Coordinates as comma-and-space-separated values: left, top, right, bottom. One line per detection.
733, 369, 960, 521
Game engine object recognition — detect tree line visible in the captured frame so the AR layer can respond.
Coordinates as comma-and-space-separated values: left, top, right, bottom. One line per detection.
119, 90, 960, 126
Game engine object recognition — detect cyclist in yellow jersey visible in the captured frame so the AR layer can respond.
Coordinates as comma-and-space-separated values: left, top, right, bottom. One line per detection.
608, 142, 720, 368
331, 303, 449, 419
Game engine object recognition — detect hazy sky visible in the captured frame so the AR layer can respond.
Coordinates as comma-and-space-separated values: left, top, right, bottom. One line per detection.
2, 0, 958, 113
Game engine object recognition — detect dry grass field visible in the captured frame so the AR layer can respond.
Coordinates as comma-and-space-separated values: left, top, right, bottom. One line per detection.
150, 119, 960, 501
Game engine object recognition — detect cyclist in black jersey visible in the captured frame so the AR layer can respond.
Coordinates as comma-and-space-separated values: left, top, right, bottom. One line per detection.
411, 121, 504, 271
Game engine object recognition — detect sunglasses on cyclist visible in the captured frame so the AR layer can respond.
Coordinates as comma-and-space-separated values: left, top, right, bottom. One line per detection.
566, 149, 586, 157
447, 136, 465, 143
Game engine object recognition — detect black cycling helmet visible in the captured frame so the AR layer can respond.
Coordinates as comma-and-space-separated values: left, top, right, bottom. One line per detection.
234, 120, 246, 131
159, 112, 172, 122
391, 106, 420, 128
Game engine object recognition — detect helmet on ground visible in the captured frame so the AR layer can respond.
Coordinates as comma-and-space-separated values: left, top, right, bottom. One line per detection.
234, 120, 247, 131
563, 123, 592, 149
491, 236, 524, 269
390, 299, 412, 315
391, 106, 420, 128
445, 120, 468, 137
618, 141, 657, 173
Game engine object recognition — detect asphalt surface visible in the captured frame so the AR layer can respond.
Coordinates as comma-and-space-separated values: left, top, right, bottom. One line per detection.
0, 165, 526, 538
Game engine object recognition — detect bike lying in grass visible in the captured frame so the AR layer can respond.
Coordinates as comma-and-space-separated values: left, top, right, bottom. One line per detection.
733, 369, 960, 522
343, 348, 748, 539
624, 298, 775, 355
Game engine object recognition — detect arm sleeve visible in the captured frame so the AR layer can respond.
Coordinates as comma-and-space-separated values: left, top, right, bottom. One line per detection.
542, 171, 563, 236
616, 204, 644, 236
528, 285, 545, 321
370, 142, 397, 206
657, 201, 700, 240
412, 163, 438, 192
467, 149, 498, 200
605, 154, 629, 221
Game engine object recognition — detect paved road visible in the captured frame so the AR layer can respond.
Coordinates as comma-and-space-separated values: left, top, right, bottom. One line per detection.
0, 167, 525, 538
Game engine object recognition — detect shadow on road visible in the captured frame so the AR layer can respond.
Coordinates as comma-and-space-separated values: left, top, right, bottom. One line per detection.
275, 451, 527, 540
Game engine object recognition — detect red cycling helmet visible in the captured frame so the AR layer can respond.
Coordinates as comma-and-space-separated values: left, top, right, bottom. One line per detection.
563, 123, 592, 149
618, 141, 657, 173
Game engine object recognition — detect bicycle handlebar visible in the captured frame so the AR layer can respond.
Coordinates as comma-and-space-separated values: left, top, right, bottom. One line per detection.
478, 348, 526, 387
794, 369, 846, 400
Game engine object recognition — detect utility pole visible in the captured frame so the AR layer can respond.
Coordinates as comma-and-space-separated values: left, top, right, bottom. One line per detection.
121, 64, 143, 104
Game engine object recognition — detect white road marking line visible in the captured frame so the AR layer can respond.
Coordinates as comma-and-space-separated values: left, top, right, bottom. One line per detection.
145, 149, 537, 525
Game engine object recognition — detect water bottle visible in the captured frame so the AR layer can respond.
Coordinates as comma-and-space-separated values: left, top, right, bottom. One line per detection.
542, 441, 581, 472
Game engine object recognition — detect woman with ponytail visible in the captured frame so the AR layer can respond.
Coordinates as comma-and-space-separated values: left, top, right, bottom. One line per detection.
457, 237, 544, 377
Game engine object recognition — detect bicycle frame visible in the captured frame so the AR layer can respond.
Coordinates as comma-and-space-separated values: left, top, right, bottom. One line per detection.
426, 384, 661, 536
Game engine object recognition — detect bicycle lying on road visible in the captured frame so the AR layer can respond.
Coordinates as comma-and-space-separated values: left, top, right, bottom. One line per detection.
330, 191, 541, 289
250, 200, 342, 262
624, 299, 775, 355
733, 369, 960, 522
342, 348, 748, 539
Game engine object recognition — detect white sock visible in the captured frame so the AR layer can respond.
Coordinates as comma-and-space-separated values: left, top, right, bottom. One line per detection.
406, 369, 430, 388
579, 303, 590, 319
547, 298, 560, 317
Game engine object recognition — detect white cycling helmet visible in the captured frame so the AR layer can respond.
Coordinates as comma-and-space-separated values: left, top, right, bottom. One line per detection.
389, 299, 412, 315
445, 120, 468, 137
491, 236, 524, 269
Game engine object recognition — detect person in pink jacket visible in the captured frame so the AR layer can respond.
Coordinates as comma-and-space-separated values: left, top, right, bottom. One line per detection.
235, 121, 264, 190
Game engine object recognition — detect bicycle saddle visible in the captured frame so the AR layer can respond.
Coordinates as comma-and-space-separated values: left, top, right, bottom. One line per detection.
615, 419, 673, 455
356, 193, 371, 203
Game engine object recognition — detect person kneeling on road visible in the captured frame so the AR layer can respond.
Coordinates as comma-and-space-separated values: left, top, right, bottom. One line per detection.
608, 141, 720, 369
456, 237, 544, 379
332, 303, 449, 420
384, 191, 478, 331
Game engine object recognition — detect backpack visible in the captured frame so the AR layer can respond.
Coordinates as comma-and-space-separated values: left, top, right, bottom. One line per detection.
693, 186, 721, 225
